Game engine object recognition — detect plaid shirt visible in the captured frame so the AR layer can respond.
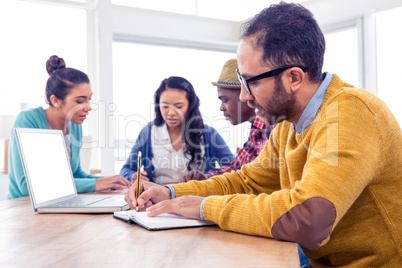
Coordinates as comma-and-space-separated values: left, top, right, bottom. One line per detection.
207, 117, 274, 176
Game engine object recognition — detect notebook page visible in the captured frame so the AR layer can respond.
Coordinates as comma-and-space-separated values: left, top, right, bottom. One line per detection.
114, 210, 215, 230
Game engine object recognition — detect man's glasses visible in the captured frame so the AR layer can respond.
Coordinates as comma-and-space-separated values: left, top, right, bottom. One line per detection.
236, 66, 308, 95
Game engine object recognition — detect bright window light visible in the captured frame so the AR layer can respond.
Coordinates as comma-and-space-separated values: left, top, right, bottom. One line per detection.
323, 28, 359, 87
112, 42, 251, 172
0, 1, 87, 115
376, 7, 402, 127
0, 0, 87, 132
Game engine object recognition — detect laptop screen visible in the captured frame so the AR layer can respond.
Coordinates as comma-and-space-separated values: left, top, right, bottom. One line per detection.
17, 129, 76, 204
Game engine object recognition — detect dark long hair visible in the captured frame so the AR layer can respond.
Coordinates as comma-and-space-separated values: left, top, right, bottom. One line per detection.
240, 2, 325, 83
154, 76, 205, 170
45, 55, 90, 105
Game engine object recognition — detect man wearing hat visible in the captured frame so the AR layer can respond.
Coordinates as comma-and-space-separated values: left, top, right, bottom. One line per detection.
208, 58, 274, 176
182, 58, 273, 180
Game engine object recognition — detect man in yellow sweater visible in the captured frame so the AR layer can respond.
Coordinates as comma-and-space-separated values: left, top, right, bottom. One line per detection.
125, 2, 402, 267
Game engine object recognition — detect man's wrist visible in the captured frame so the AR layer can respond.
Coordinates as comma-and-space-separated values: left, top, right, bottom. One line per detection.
200, 196, 212, 220
164, 185, 176, 199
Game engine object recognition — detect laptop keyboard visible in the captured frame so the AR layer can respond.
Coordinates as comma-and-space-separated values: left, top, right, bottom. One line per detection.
53, 196, 111, 207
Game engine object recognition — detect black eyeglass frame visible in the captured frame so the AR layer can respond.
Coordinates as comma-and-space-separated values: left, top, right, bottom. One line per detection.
236, 66, 309, 95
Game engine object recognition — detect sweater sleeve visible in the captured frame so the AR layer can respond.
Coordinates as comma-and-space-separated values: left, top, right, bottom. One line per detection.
73, 178, 97, 193
208, 96, 381, 249
174, 94, 382, 250
72, 165, 101, 179
173, 126, 281, 197
71, 165, 99, 193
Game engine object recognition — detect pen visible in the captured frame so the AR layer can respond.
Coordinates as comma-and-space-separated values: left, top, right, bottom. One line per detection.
136, 151, 142, 211
215, 160, 221, 169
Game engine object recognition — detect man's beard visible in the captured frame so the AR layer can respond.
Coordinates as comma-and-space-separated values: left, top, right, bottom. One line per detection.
249, 77, 300, 125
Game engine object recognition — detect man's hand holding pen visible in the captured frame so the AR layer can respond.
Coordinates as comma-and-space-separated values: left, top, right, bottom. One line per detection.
124, 180, 203, 221
124, 180, 171, 211
125, 150, 203, 220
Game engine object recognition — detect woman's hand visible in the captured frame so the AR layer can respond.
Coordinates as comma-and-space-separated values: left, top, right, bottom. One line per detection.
95, 175, 132, 191
131, 170, 150, 182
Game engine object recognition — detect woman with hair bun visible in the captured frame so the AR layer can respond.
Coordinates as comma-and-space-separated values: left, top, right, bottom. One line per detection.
7, 55, 131, 199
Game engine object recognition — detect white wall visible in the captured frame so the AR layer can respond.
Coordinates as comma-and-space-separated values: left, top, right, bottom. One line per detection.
305, 0, 402, 27
0, 115, 16, 140
0, 116, 13, 201
112, 6, 240, 51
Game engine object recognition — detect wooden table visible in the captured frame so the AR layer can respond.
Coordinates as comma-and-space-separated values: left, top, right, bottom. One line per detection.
0, 197, 300, 267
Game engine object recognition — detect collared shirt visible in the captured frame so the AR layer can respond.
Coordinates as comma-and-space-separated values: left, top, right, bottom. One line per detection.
294, 72, 333, 133
206, 116, 273, 176
151, 123, 196, 185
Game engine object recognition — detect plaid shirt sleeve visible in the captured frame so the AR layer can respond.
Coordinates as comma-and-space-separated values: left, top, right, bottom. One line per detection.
206, 117, 274, 176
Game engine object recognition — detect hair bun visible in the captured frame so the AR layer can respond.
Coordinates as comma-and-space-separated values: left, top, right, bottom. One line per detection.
46, 55, 66, 75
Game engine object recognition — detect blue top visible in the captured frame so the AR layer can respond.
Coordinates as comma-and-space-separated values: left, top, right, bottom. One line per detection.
7, 107, 101, 199
119, 123, 235, 182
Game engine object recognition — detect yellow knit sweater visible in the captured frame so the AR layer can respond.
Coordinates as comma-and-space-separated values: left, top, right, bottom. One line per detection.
173, 74, 402, 267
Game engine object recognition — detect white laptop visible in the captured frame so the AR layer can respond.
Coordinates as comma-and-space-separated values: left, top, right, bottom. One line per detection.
14, 127, 129, 213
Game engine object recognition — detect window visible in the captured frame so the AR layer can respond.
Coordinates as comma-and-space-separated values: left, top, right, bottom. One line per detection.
375, 7, 402, 127
0, 1, 87, 123
0, 0, 88, 134
112, 42, 250, 172
323, 27, 359, 87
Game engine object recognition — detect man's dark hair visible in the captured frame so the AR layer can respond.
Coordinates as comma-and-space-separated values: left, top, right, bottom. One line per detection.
240, 2, 325, 83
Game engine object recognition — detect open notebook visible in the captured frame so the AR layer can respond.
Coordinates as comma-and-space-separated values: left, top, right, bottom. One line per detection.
114, 210, 216, 231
